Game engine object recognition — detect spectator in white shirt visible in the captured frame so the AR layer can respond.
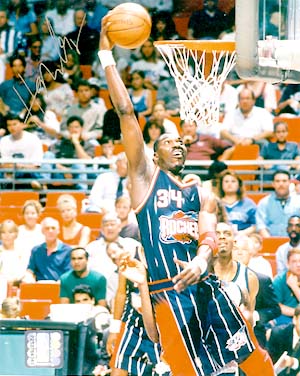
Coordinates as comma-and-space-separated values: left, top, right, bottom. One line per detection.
0, 113, 44, 189
45, 0, 75, 36
220, 88, 274, 149
87, 211, 140, 309
85, 152, 128, 214
236, 81, 278, 114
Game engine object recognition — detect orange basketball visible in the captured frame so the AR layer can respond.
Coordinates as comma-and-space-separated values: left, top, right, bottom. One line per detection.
107, 3, 152, 49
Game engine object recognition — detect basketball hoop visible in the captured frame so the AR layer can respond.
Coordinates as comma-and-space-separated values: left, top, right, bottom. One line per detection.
154, 40, 236, 129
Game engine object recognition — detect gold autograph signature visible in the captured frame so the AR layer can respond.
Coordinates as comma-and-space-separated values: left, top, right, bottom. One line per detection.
13, 15, 86, 123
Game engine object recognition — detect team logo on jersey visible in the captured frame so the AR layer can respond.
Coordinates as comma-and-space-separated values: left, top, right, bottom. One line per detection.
225, 326, 248, 352
159, 210, 199, 244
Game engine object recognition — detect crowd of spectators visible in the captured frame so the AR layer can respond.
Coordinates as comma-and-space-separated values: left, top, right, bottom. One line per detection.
0, 1, 300, 375
0, 0, 298, 190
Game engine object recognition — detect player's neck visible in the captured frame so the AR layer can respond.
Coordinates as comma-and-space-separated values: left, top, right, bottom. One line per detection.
167, 169, 183, 182
214, 259, 237, 282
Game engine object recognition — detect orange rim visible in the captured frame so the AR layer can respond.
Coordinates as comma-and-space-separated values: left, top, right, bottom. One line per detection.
154, 40, 235, 53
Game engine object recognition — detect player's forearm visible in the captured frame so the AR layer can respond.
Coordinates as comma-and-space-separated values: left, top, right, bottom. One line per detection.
138, 281, 159, 343
112, 291, 126, 319
105, 64, 134, 117
198, 209, 217, 254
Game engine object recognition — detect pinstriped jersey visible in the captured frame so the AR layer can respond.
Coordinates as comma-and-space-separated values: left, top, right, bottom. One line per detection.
121, 279, 143, 325
232, 262, 250, 293
135, 167, 201, 282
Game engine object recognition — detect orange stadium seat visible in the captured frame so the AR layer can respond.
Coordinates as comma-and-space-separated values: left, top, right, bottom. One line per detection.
99, 89, 113, 109
5, 63, 12, 80
77, 212, 103, 230
138, 115, 147, 131
0, 207, 23, 225
20, 299, 52, 320
258, 237, 288, 276
151, 90, 157, 103
94, 143, 125, 157
0, 191, 40, 206
228, 144, 260, 183
90, 228, 100, 241
261, 254, 277, 277
173, 16, 190, 38
39, 208, 61, 222
245, 192, 268, 205
19, 282, 60, 304
80, 65, 92, 79
261, 236, 289, 254
44, 191, 87, 209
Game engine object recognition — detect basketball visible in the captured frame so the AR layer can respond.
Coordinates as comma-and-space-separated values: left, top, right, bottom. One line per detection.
106, 3, 152, 49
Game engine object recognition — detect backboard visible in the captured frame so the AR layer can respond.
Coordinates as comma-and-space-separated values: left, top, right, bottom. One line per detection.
236, 0, 300, 83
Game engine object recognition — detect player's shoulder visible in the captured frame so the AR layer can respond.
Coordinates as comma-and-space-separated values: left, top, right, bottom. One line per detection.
246, 267, 259, 287
198, 184, 216, 201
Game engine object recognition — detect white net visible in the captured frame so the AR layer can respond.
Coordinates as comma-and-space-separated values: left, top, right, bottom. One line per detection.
155, 42, 236, 128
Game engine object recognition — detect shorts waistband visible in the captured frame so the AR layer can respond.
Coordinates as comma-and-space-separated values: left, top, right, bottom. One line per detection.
148, 278, 175, 294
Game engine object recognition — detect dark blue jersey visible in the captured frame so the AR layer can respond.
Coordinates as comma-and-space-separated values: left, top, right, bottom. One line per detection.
136, 167, 201, 282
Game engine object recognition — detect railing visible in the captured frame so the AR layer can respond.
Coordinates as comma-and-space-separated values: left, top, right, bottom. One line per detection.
0, 158, 298, 193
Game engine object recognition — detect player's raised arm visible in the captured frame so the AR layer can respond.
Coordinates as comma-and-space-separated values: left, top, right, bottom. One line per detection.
99, 16, 153, 184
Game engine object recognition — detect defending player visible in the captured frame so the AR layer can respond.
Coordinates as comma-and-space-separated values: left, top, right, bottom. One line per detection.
98, 15, 274, 376
105, 241, 169, 376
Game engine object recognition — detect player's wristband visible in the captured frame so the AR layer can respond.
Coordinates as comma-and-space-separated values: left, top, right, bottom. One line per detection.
292, 358, 299, 370
253, 310, 260, 326
191, 256, 208, 275
198, 231, 218, 256
98, 50, 116, 70
109, 319, 121, 333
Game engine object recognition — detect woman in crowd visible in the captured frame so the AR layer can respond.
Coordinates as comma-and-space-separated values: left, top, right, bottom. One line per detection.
56, 194, 91, 247
8, 0, 38, 36
218, 169, 257, 235
150, 101, 179, 136
40, 60, 75, 120
142, 119, 165, 159
151, 11, 180, 41
16, 199, 44, 266
38, 16, 60, 61
62, 49, 83, 90
0, 219, 26, 284
130, 38, 166, 90
128, 70, 153, 119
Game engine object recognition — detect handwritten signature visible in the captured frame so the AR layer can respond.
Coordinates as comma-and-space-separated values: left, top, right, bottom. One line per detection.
14, 15, 86, 123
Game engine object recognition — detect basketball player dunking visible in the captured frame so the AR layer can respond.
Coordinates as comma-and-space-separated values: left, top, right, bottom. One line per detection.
98, 15, 274, 376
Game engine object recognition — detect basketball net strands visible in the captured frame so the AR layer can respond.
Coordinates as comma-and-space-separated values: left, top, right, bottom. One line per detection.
154, 40, 236, 129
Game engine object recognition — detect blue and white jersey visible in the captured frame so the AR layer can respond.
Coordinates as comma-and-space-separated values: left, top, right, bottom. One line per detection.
224, 197, 256, 231
135, 167, 201, 282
